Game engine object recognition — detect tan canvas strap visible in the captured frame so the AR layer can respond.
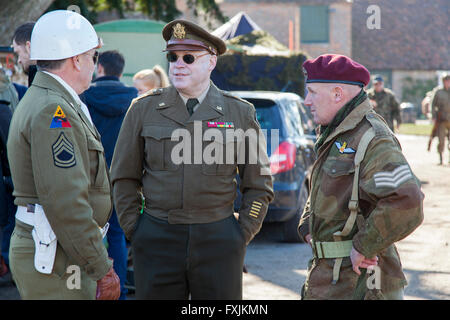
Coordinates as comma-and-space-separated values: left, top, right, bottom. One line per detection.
331, 128, 376, 284
311, 240, 353, 259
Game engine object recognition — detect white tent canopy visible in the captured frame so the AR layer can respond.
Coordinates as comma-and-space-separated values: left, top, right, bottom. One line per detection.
212, 11, 261, 40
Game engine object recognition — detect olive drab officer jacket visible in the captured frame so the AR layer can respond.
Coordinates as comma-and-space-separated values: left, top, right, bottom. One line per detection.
7, 71, 113, 281
111, 83, 274, 244
298, 98, 424, 299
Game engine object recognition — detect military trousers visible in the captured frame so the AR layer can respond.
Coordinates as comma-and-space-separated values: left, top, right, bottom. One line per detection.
9, 219, 96, 299
437, 120, 450, 153
132, 213, 246, 300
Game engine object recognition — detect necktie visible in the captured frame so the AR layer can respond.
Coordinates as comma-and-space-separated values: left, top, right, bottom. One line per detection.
186, 98, 199, 116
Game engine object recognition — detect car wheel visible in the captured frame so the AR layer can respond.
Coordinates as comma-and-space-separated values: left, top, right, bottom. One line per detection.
282, 184, 308, 243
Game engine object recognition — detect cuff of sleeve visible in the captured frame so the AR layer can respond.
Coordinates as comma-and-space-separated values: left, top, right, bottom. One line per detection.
84, 252, 113, 281
352, 231, 382, 259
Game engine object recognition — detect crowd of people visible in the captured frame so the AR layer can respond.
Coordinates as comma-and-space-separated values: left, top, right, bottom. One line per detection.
0, 8, 448, 301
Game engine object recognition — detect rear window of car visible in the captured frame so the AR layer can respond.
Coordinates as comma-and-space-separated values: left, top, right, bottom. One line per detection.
242, 98, 283, 132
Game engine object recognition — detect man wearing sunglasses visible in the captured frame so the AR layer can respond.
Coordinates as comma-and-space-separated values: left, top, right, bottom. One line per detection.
7, 10, 120, 300
111, 19, 274, 299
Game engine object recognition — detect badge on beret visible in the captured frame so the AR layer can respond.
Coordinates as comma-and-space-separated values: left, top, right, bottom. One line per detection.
52, 132, 76, 168
50, 105, 72, 128
335, 141, 355, 154
173, 23, 186, 39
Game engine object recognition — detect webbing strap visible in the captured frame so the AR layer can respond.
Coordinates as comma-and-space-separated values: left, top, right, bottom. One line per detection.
331, 128, 376, 284
312, 240, 353, 259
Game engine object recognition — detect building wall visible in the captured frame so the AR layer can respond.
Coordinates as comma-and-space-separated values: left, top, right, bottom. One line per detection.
300, 2, 352, 59
392, 70, 438, 101
218, 1, 352, 59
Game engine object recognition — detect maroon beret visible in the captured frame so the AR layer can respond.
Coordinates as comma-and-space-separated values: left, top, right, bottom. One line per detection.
303, 54, 370, 87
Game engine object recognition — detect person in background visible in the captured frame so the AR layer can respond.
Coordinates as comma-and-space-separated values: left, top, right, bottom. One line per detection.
133, 65, 169, 96
367, 75, 401, 133
0, 67, 18, 280
430, 73, 450, 165
0, 92, 14, 280
11, 22, 37, 87
80, 50, 138, 299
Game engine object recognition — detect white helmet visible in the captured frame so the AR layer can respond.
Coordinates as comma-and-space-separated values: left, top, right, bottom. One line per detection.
30, 10, 101, 60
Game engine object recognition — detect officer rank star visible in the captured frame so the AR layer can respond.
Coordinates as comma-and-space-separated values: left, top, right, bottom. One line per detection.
52, 132, 76, 168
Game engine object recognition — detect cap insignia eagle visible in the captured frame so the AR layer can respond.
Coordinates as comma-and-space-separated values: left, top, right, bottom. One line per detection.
173, 23, 186, 39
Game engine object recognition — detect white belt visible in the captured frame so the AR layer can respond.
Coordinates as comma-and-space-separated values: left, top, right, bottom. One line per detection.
15, 205, 109, 274
16, 205, 35, 226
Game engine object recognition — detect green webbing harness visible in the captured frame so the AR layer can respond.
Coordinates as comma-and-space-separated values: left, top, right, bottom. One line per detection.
329, 127, 375, 284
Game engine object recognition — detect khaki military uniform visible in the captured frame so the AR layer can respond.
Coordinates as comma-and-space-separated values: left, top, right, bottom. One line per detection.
298, 98, 424, 300
111, 83, 274, 299
431, 87, 450, 154
7, 71, 113, 299
367, 88, 401, 131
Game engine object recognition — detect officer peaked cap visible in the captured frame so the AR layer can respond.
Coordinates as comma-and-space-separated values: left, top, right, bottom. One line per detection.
162, 19, 227, 56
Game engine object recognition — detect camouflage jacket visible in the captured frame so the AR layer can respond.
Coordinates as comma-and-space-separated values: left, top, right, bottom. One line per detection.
299, 98, 424, 299
367, 88, 401, 131
431, 87, 450, 121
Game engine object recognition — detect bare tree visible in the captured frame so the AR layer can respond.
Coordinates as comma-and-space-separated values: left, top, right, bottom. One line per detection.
0, 0, 55, 45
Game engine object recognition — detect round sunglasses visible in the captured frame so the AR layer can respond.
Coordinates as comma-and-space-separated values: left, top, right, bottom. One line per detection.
166, 52, 209, 64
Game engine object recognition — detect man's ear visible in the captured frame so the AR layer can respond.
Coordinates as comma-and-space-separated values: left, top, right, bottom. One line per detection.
72, 55, 82, 72
333, 86, 344, 102
208, 54, 217, 71
97, 64, 104, 75
25, 41, 31, 54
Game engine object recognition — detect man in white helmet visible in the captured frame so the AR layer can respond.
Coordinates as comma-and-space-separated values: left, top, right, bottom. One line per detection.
6, 10, 120, 300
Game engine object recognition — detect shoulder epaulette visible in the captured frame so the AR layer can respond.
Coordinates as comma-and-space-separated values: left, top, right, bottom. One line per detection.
134, 87, 164, 102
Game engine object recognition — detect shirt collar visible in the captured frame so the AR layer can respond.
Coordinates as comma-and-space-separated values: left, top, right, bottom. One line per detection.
42, 71, 82, 106
179, 82, 211, 105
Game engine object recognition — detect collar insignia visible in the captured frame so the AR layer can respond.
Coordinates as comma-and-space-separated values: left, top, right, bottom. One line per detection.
335, 141, 355, 154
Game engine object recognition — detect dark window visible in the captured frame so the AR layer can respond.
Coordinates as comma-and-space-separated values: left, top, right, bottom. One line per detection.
300, 5, 329, 43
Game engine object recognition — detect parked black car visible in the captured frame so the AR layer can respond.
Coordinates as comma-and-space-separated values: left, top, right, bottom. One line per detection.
231, 91, 316, 242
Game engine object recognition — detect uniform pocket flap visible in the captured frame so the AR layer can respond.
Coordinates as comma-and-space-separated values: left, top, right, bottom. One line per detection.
142, 125, 175, 140
323, 158, 355, 177
87, 137, 104, 152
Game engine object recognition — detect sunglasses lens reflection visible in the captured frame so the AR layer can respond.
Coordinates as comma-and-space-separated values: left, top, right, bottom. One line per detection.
166, 53, 196, 64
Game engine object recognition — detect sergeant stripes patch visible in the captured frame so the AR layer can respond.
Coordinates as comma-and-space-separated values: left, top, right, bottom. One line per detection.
374, 165, 412, 189
52, 132, 76, 168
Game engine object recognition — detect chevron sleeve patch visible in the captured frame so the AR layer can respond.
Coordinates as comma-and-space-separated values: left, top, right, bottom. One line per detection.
52, 132, 76, 168
373, 165, 412, 189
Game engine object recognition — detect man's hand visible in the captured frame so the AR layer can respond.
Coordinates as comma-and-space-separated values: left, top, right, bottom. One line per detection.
96, 262, 120, 300
350, 247, 378, 275
305, 234, 312, 247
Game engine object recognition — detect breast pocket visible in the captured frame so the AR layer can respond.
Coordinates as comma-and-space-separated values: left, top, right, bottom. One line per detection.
141, 125, 179, 171
87, 137, 108, 189
201, 130, 239, 176
317, 157, 355, 221
322, 157, 355, 178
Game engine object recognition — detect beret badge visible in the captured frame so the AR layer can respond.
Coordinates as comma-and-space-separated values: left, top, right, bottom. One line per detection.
173, 23, 186, 39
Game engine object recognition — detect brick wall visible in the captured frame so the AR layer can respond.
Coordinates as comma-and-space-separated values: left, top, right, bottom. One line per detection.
218, 1, 353, 59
